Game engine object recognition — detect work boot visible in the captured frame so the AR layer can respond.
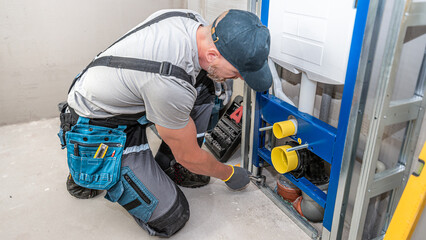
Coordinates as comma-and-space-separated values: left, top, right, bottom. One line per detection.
165, 162, 210, 188
66, 173, 99, 199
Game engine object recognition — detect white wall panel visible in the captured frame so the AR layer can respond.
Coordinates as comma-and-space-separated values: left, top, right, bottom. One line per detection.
268, 0, 356, 84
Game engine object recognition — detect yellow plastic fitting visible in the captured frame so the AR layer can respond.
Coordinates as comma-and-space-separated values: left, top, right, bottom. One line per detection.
271, 145, 299, 174
273, 119, 298, 139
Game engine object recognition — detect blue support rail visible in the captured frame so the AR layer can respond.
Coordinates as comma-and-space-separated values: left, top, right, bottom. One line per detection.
259, 94, 337, 163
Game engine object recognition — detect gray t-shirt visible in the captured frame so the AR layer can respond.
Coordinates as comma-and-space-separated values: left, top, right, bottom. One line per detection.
67, 9, 208, 129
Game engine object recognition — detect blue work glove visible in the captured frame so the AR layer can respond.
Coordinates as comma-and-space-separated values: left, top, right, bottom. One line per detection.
223, 166, 250, 191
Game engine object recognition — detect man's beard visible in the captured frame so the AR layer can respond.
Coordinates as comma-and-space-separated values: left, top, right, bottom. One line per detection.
207, 65, 226, 83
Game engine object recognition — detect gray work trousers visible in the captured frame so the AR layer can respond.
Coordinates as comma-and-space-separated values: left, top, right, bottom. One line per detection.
104, 73, 215, 237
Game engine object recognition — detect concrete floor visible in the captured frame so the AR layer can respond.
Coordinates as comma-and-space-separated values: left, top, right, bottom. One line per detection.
0, 118, 310, 240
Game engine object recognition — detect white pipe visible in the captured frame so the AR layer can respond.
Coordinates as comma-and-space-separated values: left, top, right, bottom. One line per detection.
299, 72, 317, 115
268, 58, 296, 107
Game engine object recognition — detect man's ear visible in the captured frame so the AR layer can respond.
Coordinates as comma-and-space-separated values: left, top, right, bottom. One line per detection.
206, 48, 220, 64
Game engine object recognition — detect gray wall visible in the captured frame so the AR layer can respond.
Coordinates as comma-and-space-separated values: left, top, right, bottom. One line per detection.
0, 0, 185, 126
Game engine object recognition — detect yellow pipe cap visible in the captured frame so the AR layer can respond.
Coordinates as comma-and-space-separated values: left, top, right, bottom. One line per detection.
271, 145, 299, 174
273, 119, 297, 139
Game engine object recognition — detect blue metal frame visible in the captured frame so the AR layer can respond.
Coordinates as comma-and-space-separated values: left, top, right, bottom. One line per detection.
260, 0, 270, 26
253, 0, 370, 232
259, 94, 337, 163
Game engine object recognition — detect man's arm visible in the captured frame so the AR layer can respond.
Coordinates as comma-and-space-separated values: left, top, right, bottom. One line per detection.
155, 118, 232, 180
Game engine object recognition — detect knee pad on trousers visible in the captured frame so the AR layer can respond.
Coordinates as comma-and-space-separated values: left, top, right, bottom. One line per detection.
134, 185, 190, 237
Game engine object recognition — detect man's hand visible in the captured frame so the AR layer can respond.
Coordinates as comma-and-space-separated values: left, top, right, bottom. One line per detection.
223, 166, 251, 190
155, 119, 232, 180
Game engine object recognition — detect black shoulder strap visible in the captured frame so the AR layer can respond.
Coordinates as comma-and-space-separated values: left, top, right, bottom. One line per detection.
68, 11, 199, 93
88, 56, 192, 83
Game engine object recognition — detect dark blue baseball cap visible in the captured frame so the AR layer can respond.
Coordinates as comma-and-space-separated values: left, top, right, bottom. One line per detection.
211, 9, 272, 92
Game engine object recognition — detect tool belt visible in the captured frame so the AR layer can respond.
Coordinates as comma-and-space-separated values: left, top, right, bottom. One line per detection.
65, 117, 127, 190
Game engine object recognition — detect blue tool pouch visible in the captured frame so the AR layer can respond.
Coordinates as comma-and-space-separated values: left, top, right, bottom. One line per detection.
65, 117, 127, 190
